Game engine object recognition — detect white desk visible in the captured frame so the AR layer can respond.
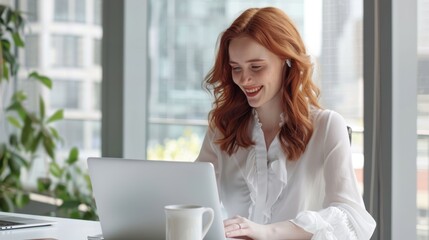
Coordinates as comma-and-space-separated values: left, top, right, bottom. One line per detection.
0, 212, 102, 240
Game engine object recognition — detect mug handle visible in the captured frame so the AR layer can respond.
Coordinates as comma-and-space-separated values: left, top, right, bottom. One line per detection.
201, 207, 214, 239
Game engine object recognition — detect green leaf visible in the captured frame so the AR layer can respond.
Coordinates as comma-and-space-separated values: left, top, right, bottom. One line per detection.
0, 144, 5, 158
8, 154, 21, 174
29, 72, 52, 89
43, 137, 55, 160
37, 177, 52, 192
30, 131, 43, 153
0, 145, 9, 174
9, 134, 18, 147
11, 32, 24, 47
46, 110, 63, 124
20, 116, 33, 147
82, 175, 92, 192
10, 151, 29, 169
66, 147, 79, 165
49, 127, 61, 140
6, 101, 22, 112
28, 112, 40, 124
60, 200, 81, 209
83, 211, 96, 221
16, 14, 25, 30
7, 9, 14, 24
12, 90, 27, 102
54, 184, 69, 200
3, 46, 15, 64
2, 62, 9, 80
1, 38, 10, 50
3, 175, 16, 188
11, 60, 19, 76
69, 209, 82, 219
1, 39, 11, 50
39, 96, 45, 120
1, 62, 9, 80
14, 192, 30, 208
0, 194, 15, 212
0, 6, 7, 17
49, 162, 62, 178
7, 116, 21, 128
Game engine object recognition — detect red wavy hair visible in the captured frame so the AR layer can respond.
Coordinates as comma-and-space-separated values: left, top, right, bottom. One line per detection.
204, 7, 321, 160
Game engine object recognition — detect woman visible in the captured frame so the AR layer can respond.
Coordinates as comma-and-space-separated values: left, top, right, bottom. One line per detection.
196, 7, 376, 240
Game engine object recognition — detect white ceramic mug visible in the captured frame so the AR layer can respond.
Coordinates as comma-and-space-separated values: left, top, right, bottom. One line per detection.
164, 204, 214, 240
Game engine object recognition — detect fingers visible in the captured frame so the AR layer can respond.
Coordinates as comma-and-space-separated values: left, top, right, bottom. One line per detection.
224, 216, 250, 238
223, 215, 246, 226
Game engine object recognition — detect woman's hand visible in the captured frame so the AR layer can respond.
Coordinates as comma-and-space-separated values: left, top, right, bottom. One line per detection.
223, 215, 271, 240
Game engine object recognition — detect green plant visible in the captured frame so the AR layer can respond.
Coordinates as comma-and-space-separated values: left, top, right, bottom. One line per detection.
0, 4, 97, 220
147, 128, 201, 161
37, 147, 97, 220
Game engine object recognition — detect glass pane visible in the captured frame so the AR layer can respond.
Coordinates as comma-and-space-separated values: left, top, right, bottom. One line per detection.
55, 119, 101, 159
93, 0, 102, 25
18, 1, 103, 168
147, 0, 364, 184
75, 0, 85, 22
54, 0, 69, 21
21, 0, 38, 22
147, 124, 208, 161
56, 119, 85, 150
51, 35, 83, 67
93, 39, 102, 66
93, 81, 101, 110
24, 35, 39, 67
316, 1, 364, 191
50, 80, 81, 109
417, 0, 429, 238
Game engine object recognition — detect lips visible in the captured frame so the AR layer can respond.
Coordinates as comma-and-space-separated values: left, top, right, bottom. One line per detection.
244, 86, 263, 97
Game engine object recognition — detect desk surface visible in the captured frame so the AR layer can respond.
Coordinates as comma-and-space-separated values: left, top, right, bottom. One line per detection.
0, 211, 102, 240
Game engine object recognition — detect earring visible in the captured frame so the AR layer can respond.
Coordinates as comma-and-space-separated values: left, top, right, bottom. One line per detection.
286, 59, 291, 68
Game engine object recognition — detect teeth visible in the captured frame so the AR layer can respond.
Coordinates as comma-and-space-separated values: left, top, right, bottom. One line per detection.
245, 87, 261, 93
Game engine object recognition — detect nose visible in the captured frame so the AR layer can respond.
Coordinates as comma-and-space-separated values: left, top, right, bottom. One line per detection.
238, 69, 252, 84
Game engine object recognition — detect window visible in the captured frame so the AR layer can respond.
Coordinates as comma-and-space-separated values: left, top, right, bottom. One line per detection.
24, 35, 39, 67
20, 0, 38, 22
54, 0, 69, 21
51, 35, 83, 68
54, 120, 100, 154
417, 0, 429, 238
93, 0, 102, 25
19, 0, 102, 164
54, 0, 86, 23
146, 0, 364, 191
50, 79, 81, 109
93, 81, 101, 110
93, 39, 102, 66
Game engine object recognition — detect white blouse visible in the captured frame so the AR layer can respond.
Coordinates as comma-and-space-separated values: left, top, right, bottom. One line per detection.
196, 108, 376, 239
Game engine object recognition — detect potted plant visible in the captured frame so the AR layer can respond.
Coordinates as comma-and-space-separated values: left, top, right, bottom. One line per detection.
0, 4, 97, 220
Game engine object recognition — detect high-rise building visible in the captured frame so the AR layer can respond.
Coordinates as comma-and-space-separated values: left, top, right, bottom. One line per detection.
19, 0, 103, 166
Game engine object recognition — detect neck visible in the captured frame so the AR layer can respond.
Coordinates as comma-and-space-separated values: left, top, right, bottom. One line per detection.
255, 104, 283, 132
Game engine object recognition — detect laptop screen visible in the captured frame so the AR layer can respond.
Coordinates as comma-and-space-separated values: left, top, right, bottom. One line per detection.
88, 158, 226, 240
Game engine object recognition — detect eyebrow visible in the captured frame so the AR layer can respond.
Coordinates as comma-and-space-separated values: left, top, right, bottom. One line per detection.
229, 58, 267, 64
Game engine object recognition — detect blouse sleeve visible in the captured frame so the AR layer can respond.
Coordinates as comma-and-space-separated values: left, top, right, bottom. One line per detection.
195, 127, 222, 189
290, 111, 376, 240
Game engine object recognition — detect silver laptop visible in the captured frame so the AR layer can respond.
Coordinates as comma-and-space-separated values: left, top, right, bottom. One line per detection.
87, 157, 226, 240
0, 214, 55, 230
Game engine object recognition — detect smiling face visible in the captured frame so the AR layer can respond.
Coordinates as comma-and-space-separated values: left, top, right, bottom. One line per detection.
228, 36, 285, 111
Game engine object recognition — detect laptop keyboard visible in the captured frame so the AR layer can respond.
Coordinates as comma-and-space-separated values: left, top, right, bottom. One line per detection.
0, 220, 23, 230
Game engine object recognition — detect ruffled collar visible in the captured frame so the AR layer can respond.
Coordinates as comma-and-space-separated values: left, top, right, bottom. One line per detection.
252, 109, 286, 129
243, 109, 289, 224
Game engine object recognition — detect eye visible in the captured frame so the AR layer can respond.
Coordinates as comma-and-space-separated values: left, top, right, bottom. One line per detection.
231, 66, 242, 72
251, 65, 262, 71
